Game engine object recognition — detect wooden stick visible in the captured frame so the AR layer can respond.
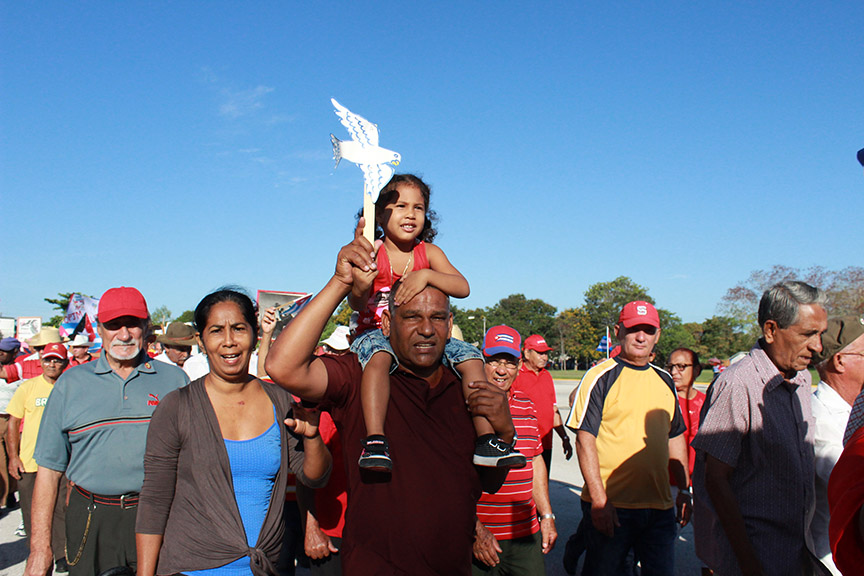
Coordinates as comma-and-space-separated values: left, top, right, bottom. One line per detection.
363, 183, 375, 243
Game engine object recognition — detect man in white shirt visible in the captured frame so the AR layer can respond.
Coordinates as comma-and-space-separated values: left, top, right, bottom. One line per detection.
811, 315, 864, 575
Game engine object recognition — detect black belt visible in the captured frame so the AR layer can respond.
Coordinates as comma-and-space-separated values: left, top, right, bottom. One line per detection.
74, 485, 139, 509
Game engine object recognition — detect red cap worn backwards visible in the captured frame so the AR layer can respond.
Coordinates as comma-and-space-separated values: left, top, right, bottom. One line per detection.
483, 325, 522, 358
98, 287, 149, 323
41, 342, 68, 360
524, 334, 553, 353
618, 301, 660, 329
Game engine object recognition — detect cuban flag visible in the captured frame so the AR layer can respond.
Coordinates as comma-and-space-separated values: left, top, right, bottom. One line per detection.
595, 335, 611, 352
60, 294, 102, 351
495, 332, 515, 343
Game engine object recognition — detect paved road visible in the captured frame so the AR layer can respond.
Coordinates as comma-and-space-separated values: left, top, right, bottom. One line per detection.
0, 379, 702, 575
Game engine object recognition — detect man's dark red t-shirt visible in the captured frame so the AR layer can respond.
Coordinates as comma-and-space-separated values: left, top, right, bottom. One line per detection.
321, 353, 481, 576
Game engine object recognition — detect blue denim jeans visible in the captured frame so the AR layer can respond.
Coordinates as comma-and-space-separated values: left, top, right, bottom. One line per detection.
350, 328, 482, 374
580, 501, 676, 576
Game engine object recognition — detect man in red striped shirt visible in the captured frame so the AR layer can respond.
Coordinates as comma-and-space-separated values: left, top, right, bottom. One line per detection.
473, 325, 557, 575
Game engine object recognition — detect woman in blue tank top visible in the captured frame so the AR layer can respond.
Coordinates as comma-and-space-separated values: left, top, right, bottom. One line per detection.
136, 289, 332, 576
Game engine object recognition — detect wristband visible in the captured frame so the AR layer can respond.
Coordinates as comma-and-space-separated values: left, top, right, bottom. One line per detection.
540, 513, 555, 520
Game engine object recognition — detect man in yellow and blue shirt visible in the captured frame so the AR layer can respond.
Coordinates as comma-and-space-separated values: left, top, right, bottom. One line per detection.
566, 301, 691, 576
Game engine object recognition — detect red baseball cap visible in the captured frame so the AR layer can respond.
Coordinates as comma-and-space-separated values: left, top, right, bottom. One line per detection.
98, 287, 149, 323
524, 334, 553, 353
483, 325, 521, 358
618, 301, 660, 329
41, 342, 68, 361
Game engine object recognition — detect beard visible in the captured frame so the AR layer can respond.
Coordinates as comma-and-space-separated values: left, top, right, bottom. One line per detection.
107, 337, 142, 361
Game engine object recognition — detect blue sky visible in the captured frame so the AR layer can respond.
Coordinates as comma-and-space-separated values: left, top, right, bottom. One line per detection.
2, 2, 862, 325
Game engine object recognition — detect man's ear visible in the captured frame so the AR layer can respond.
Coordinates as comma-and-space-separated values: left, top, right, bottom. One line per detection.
762, 320, 778, 344
833, 353, 847, 374
381, 309, 392, 338
614, 324, 622, 340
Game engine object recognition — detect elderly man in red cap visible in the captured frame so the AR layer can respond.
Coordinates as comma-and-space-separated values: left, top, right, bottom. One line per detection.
566, 300, 690, 576
514, 333, 572, 478
25, 287, 189, 576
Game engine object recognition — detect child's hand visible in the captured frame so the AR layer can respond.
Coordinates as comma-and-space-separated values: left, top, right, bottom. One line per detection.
352, 266, 378, 297
393, 269, 429, 306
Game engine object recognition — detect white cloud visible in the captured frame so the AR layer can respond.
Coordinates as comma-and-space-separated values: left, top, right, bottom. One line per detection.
219, 85, 274, 118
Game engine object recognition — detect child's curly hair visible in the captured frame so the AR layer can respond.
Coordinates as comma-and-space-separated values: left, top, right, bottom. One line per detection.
354, 174, 439, 243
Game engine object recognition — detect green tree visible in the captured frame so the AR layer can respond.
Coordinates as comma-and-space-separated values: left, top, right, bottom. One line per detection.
556, 307, 602, 368
451, 305, 490, 346
582, 277, 653, 341
332, 300, 353, 327
653, 310, 696, 365
699, 315, 753, 361
175, 310, 195, 323
487, 294, 556, 341
719, 265, 864, 337
321, 299, 354, 342
43, 292, 94, 327
151, 306, 172, 331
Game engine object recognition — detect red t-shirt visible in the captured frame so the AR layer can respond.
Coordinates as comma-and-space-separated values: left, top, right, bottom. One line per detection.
313, 411, 347, 538
671, 389, 705, 485
355, 241, 429, 336
321, 353, 480, 575
513, 365, 557, 450
68, 354, 94, 367
829, 426, 864, 575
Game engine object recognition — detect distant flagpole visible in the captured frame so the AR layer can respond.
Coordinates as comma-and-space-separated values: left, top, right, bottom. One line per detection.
606, 326, 609, 359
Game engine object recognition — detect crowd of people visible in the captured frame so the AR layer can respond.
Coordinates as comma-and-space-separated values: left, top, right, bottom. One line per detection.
0, 173, 863, 576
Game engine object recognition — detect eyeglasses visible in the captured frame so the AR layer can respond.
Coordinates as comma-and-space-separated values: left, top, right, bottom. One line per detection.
486, 358, 519, 370
666, 363, 693, 372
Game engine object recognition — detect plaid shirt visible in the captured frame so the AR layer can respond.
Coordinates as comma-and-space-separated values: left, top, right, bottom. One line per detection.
692, 342, 816, 576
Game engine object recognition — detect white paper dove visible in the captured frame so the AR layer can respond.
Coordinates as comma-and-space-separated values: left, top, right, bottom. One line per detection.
330, 98, 401, 205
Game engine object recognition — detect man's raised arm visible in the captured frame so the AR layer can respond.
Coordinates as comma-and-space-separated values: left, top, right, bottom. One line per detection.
266, 218, 377, 402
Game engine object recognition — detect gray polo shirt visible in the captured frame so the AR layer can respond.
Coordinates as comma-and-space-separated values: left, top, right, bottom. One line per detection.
35, 352, 188, 494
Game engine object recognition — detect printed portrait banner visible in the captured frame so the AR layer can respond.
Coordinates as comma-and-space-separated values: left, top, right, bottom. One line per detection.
256, 290, 313, 340
16, 317, 42, 342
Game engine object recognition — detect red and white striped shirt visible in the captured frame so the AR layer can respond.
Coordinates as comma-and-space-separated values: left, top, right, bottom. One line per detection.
476, 392, 543, 540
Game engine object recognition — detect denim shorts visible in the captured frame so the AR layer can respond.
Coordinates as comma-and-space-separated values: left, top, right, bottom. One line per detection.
350, 328, 482, 374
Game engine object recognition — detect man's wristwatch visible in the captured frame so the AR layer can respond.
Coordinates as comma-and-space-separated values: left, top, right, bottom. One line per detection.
540, 513, 556, 520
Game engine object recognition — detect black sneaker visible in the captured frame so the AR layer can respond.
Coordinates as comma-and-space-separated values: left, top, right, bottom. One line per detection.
358, 435, 392, 472
473, 434, 527, 468
55, 558, 70, 574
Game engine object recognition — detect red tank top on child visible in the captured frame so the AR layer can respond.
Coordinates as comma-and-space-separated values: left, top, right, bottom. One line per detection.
356, 241, 429, 336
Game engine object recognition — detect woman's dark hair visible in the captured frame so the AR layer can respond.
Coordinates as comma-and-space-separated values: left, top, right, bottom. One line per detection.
366, 173, 439, 243
194, 286, 259, 349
